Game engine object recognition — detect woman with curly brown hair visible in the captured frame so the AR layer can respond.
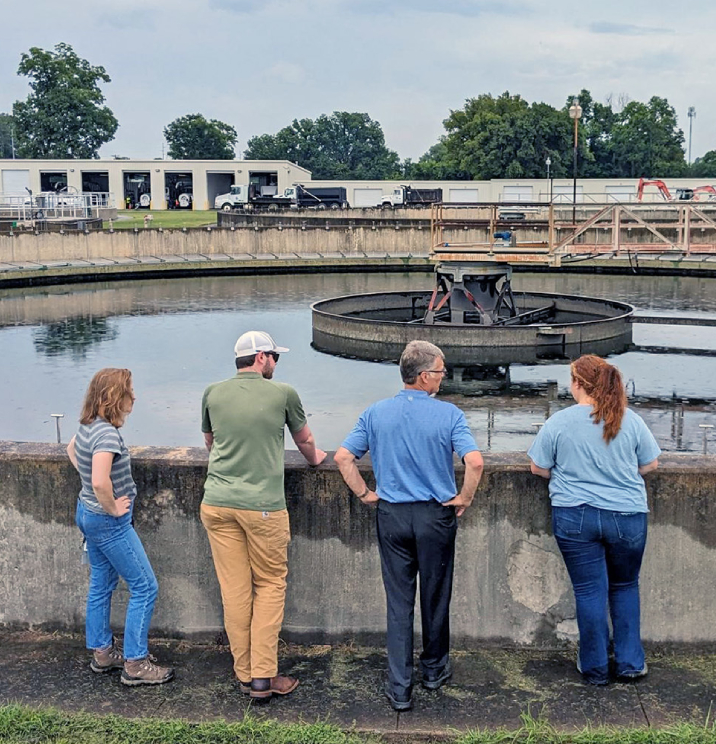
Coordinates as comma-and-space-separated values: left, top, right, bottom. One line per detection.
528, 355, 660, 686
67, 368, 174, 687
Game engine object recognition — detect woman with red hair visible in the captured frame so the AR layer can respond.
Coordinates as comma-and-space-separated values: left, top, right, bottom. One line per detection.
528, 355, 660, 685
67, 368, 174, 687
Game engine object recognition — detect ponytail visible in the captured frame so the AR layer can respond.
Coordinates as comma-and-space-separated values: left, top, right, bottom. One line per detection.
571, 355, 627, 443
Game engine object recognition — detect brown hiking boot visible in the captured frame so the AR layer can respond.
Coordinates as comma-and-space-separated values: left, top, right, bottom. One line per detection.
121, 655, 174, 686
90, 643, 124, 673
250, 675, 299, 699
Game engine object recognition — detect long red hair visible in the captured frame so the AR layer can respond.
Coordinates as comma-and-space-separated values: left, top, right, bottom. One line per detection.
79, 368, 133, 428
571, 355, 626, 443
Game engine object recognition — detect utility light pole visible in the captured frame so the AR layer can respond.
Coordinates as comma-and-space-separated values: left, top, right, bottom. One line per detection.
688, 106, 696, 165
568, 98, 582, 225
546, 156, 552, 202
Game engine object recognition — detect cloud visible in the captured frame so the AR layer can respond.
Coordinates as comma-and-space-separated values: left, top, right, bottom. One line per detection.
589, 21, 673, 35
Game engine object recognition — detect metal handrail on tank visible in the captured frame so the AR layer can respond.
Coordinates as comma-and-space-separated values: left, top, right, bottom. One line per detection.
430, 201, 716, 266
0, 191, 115, 222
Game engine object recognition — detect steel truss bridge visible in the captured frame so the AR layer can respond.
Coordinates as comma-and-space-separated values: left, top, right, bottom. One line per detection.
430, 202, 716, 266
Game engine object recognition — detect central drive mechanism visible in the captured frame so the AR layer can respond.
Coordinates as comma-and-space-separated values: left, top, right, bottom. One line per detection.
424, 261, 554, 327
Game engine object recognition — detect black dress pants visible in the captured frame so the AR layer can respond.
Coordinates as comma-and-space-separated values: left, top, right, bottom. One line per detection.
376, 499, 457, 698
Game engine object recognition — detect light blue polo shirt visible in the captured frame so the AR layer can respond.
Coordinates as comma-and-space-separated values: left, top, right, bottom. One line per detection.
528, 405, 661, 512
341, 389, 479, 504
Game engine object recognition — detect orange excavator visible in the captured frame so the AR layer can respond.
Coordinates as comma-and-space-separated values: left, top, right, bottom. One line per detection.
637, 178, 716, 202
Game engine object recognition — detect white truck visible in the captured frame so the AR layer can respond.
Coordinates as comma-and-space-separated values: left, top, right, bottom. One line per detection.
381, 185, 443, 208
215, 184, 349, 211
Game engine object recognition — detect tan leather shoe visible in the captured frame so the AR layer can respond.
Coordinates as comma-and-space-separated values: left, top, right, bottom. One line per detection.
121, 656, 174, 686
90, 643, 124, 673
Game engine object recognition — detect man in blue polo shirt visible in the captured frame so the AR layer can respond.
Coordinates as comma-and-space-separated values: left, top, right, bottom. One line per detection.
334, 340, 484, 711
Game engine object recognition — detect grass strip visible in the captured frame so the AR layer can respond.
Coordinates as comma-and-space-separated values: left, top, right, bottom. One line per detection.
2, 706, 716, 744
108, 211, 217, 230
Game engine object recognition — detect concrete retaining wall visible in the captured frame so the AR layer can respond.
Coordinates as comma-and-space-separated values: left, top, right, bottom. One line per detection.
2, 441, 715, 646
0, 225, 434, 264
4, 219, 709, 266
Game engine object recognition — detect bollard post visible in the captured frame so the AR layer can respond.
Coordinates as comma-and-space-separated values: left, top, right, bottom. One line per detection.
699, 424, 714, 454
51, 413, 65, 444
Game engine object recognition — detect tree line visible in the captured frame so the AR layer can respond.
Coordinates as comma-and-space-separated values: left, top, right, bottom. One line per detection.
2, 43, 715, 180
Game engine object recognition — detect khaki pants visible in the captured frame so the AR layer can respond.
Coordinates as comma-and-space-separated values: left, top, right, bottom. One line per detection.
200, 504, 290, 680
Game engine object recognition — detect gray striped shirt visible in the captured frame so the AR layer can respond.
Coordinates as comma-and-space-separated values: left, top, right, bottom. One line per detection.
75, 418, 137, 514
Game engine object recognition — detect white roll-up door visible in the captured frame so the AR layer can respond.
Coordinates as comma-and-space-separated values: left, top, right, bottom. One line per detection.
353, 188, 383, 208
2, 169, 30, 194
502, 185, 533, 202
448, 188, 479, 203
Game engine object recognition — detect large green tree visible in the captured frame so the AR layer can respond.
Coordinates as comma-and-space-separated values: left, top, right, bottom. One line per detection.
608, 97, 686, 178
0, 113, 15, 158
570, 90, 618, 178
245, 112, 401, 179
431, 92, 581, 180
163, 113, 237, 159
411, 90, 688, 180
691, 150, 716, 178
12, 43, 118, 158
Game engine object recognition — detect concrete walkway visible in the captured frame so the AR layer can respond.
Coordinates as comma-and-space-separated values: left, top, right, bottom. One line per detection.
2, 630, 716, 736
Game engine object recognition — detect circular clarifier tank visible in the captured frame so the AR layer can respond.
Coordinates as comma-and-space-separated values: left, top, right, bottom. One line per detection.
311, 290, 634, 365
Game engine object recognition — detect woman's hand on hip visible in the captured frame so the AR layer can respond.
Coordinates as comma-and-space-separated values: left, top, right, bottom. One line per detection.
112, 496, 132, 517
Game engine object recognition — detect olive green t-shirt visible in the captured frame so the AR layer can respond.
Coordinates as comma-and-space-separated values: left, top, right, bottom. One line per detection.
201, 372, 307, 511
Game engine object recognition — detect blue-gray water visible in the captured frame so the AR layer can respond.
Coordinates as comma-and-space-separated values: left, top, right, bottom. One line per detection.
1, 271, 715, 453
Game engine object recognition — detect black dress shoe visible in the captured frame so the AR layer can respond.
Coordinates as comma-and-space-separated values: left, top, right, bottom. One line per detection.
422, 661, 453, 691
384, 683, 412, 711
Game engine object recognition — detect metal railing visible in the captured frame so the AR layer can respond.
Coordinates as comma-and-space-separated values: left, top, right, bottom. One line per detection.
430, 201, 716, 266
0, 192, 115, 222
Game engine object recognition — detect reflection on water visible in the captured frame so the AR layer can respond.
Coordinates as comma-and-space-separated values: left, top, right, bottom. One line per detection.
32, 317, 119, 359
1, 271, 715, 453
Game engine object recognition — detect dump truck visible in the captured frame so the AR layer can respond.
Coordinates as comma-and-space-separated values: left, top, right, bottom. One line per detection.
381, 185, 443, 208
214, 184, 349, 211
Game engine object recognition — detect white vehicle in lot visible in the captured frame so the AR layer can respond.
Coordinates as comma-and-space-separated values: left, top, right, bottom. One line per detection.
215, 184, 349, 211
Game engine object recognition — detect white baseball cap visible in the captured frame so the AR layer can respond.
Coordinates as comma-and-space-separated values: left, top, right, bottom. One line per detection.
234, 330, 289, 358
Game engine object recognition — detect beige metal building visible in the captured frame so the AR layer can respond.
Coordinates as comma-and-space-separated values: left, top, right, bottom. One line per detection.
0, 159, 311, 210
2, 158, 715, 209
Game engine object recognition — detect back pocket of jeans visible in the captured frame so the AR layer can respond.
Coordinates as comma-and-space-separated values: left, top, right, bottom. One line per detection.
612, 512, 646, 544
553, 506, 585, 537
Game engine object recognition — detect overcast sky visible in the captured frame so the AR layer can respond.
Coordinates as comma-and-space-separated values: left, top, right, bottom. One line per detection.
1, 0, 712, 163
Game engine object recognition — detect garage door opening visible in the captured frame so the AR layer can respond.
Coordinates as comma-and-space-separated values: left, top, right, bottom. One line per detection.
249, 171, 278, 197
207, 173, 235, 209
40, 171, 67, 192
165, 173, 193, 210
123, 172, 151, 209
82, 172, 110, 206
82, 172, 109, 193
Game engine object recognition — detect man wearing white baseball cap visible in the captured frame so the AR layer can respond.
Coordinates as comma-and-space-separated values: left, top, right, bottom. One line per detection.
200, 330, 327, 700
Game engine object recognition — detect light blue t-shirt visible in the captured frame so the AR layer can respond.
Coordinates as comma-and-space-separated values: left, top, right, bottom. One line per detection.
528, 405, 661, 512
341, 389, 479, 504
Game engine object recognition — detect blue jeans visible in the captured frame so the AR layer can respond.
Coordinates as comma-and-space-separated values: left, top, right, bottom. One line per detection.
552, 504, 647, 684
75, 500, 158, 661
